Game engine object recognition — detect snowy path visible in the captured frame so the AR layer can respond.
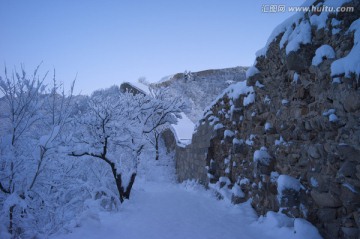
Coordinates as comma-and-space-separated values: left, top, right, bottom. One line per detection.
52, 155, 321, 239
54, 182, 280, 239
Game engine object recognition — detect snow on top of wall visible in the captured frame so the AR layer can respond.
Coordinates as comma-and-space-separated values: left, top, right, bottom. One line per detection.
214, 123, 224, 130
171, 112, 195, 146
329, 113, 338, 122
293, 72, 300, 83
245, 66, 260, 79
309, 10, 327, 30
158, 74, 175, 83
312, 44, 336, 66
203, 81, 255, 120
255, 0, 316, 57
253, 147, 272, 165
231, 184, 245, 198
227, 81, 255, 105
270, 14, 311, 54
209, 177, 233, 201
256, 0, 352, 58
331, 18, 360, 79
219, 176, 231, 185
275, 136, 288, 146
310, 0, 352, 30
255, 81, 264, 88
246, 134, 256, 146
264, 122, 272, 131
209, 177, 245, 202
224, 130, 235, 138
285, 20, 312, 55
255, 12, 303, 57
243, 91, 255, 106
332, 18, 341, 27
310, 177, 319, 187
277, 175, 301, 193
322, 108, 336, 116
233, 138, 243, 145
331, 18, 342, 35
281, 99, 289, 105
126, 81, 150, 94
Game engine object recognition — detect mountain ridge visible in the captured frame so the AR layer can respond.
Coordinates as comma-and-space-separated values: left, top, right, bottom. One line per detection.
150, 66, 248, 122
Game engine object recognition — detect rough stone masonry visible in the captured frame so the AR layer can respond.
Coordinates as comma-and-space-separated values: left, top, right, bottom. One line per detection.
174, 1, 360, 239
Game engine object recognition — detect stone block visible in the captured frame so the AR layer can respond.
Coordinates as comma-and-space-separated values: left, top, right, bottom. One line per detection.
286, 48, 312, 72
341, 227, 359, 239
279, 188, 300, 208
311, 190, 342, 208
307, 145, 321, 159
337, 161, 357, 179
340, 183, 360, 209
342, 92, 360, 112
317, 208, 337, 222
307, 173, 330, 192
337, 145, 360, 162
324, 222, 340, 239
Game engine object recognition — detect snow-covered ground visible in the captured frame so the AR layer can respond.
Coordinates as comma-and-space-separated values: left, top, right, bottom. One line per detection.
51, 146, 321, 239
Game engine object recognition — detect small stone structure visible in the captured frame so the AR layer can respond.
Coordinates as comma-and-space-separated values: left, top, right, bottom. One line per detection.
174, 122, 214, 185
120, 82, 146, 95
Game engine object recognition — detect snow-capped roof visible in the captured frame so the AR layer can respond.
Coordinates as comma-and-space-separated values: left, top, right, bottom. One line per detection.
127, 81, 150, 94
171, 112, 194, 146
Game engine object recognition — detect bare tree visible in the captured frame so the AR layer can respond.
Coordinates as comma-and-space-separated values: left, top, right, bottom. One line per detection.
0, 65, 76, 236
29, 70, 75, 191
70, 89, 141, 203
0, 65, 47, 234
145, 87, 186, 160
70, 86, 185, 202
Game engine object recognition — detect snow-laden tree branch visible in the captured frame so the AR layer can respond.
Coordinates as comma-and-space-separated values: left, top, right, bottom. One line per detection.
0, 65, 77, 237
70, 85, 186, 202
144, 87, 187, 160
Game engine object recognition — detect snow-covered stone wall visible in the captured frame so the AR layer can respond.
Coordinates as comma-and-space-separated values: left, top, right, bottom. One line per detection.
174, 121, 213, 185
175, 1, 360, 238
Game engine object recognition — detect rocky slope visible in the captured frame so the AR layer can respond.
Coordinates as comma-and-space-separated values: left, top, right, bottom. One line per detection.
177, 1, 360, 238
150, 66, 247, 122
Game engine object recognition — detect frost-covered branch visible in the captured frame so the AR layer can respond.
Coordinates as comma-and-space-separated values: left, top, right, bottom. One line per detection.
0, 181, 10, 194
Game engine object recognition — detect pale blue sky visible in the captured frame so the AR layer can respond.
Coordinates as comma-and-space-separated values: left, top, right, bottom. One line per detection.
0, 0, 305, 94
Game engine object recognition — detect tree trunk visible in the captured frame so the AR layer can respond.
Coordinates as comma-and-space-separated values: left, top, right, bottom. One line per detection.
123, 173, 136, 199
9, 205, 15, 234
155, 135, 159, 161
109, 163, 137, 203
69, 152, 137, 204
109, 164, 125, 203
